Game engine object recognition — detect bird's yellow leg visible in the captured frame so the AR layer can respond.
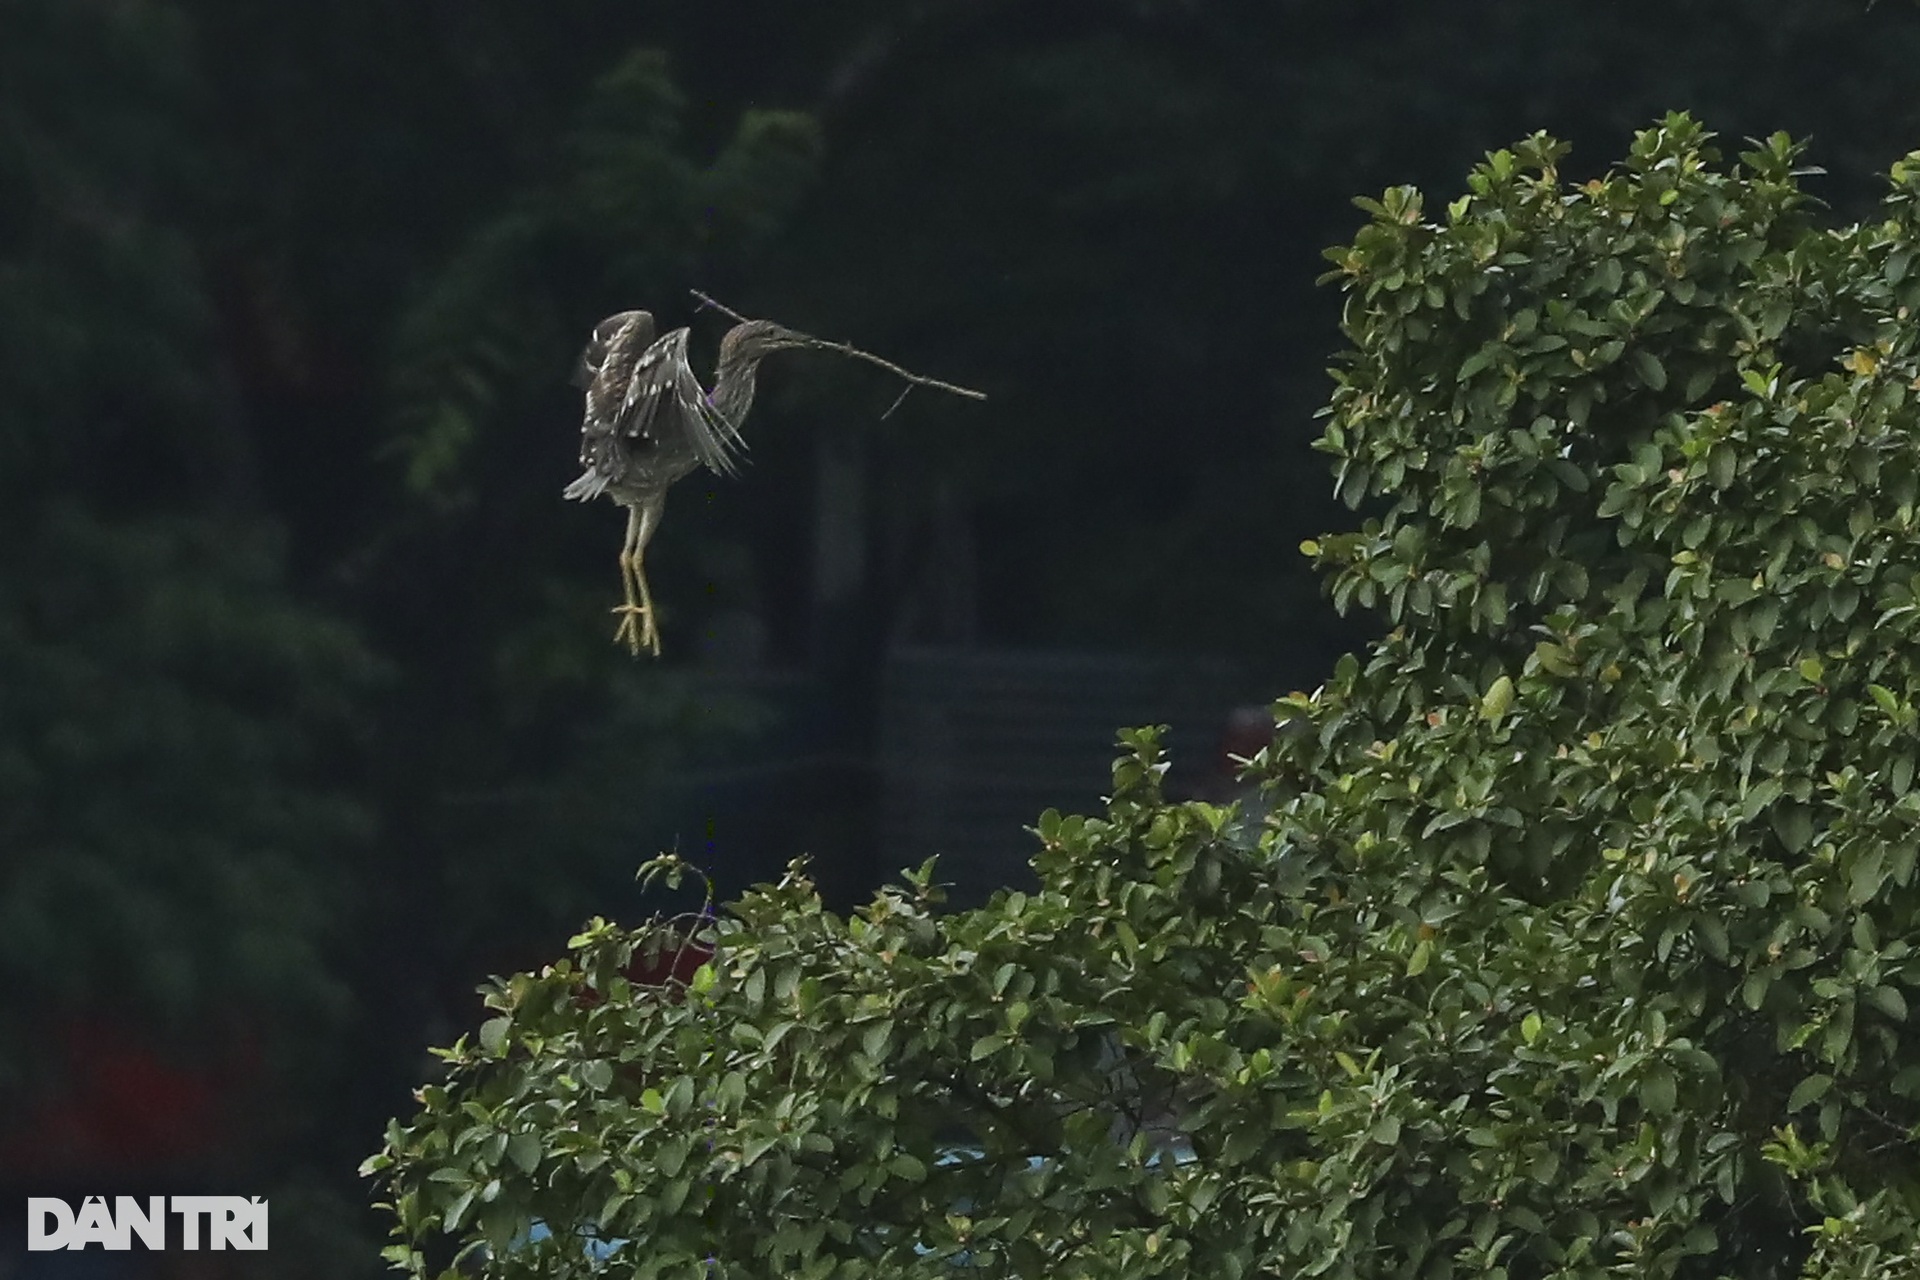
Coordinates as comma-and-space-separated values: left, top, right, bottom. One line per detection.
612, 558, 644, 656
612, 506, 648, 655
631, 554, 661, 656
610, 500, 664, 657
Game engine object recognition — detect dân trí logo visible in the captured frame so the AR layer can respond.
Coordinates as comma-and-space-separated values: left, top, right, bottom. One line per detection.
27, 1196, 268, 1251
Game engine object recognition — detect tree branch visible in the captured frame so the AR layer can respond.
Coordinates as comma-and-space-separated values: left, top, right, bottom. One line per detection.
690, 290, 988, 413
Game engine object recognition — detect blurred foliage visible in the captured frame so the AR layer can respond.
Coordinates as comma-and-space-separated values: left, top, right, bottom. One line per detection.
0, 0, 218, 504
0, 506, 376, 1029
373, 122, 1920, 1277
0, 0, 380, 1066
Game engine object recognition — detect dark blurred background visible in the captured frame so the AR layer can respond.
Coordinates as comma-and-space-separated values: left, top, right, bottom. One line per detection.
3, 1, 1918, 1274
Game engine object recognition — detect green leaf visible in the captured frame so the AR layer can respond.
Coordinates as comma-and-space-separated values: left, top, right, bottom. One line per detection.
1787, 1074, 1832, 1112
1458, 345, 1499, 381
595, 1189, 633, 1228
1893, 841, 1920, 888
506, 1132, 541, 1174
1640, 1066, 1677, 1115
1632, 349, 1668, 390
1479, 674, 1516, 720
1529, 1148, 1561, 1185
862, 1020, 894, 1059
1533, 641, 1575, 676
1771, 804, 1813, 855
1866, 985, 1908, 1022
970, 1033, 1008, 1061
1851, 845, 1888, 905
443, 1188, 476, 1232
1521, 1012, 1543, 1045
1708, 444, 1737, 490
478, 1018, 510, 1056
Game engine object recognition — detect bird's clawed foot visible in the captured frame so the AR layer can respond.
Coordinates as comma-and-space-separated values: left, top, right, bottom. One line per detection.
614, 535, 664, 659
611, 603, 661, 657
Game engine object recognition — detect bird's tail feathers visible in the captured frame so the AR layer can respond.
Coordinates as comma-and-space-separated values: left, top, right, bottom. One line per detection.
563, 470, 610, 501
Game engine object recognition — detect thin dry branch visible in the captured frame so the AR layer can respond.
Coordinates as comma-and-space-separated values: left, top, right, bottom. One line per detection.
690, 290, 988, 414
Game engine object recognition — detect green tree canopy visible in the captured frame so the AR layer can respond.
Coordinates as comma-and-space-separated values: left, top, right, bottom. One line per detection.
370, 117, 1920, 1279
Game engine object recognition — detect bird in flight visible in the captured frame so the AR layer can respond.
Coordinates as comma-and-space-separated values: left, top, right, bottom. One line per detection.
564, 310, 819, 656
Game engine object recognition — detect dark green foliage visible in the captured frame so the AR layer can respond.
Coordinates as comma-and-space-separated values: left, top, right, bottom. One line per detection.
0, 0, 382, 1049
369, 120, 1920, 1277
0, 505, 378, 1025
0, 0, 228, 507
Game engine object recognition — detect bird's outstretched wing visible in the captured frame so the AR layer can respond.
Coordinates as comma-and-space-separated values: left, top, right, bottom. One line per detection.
566, 312, 749, 502
618, 328, 749, 477
574, 310, 651, 390
566, 311, 655, 500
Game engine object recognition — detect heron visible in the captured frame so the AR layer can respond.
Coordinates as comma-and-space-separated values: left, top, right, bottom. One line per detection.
564, 310, 818, 656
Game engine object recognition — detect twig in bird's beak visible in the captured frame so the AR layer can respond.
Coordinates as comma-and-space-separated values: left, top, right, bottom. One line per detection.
690, 289, 988, 403
690, 291, 754, 326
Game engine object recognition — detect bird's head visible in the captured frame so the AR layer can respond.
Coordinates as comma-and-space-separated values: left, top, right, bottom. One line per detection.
718, 319, 821, 363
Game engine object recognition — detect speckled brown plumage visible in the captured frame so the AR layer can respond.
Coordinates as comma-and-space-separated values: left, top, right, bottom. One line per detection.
565, 310, 817, 656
